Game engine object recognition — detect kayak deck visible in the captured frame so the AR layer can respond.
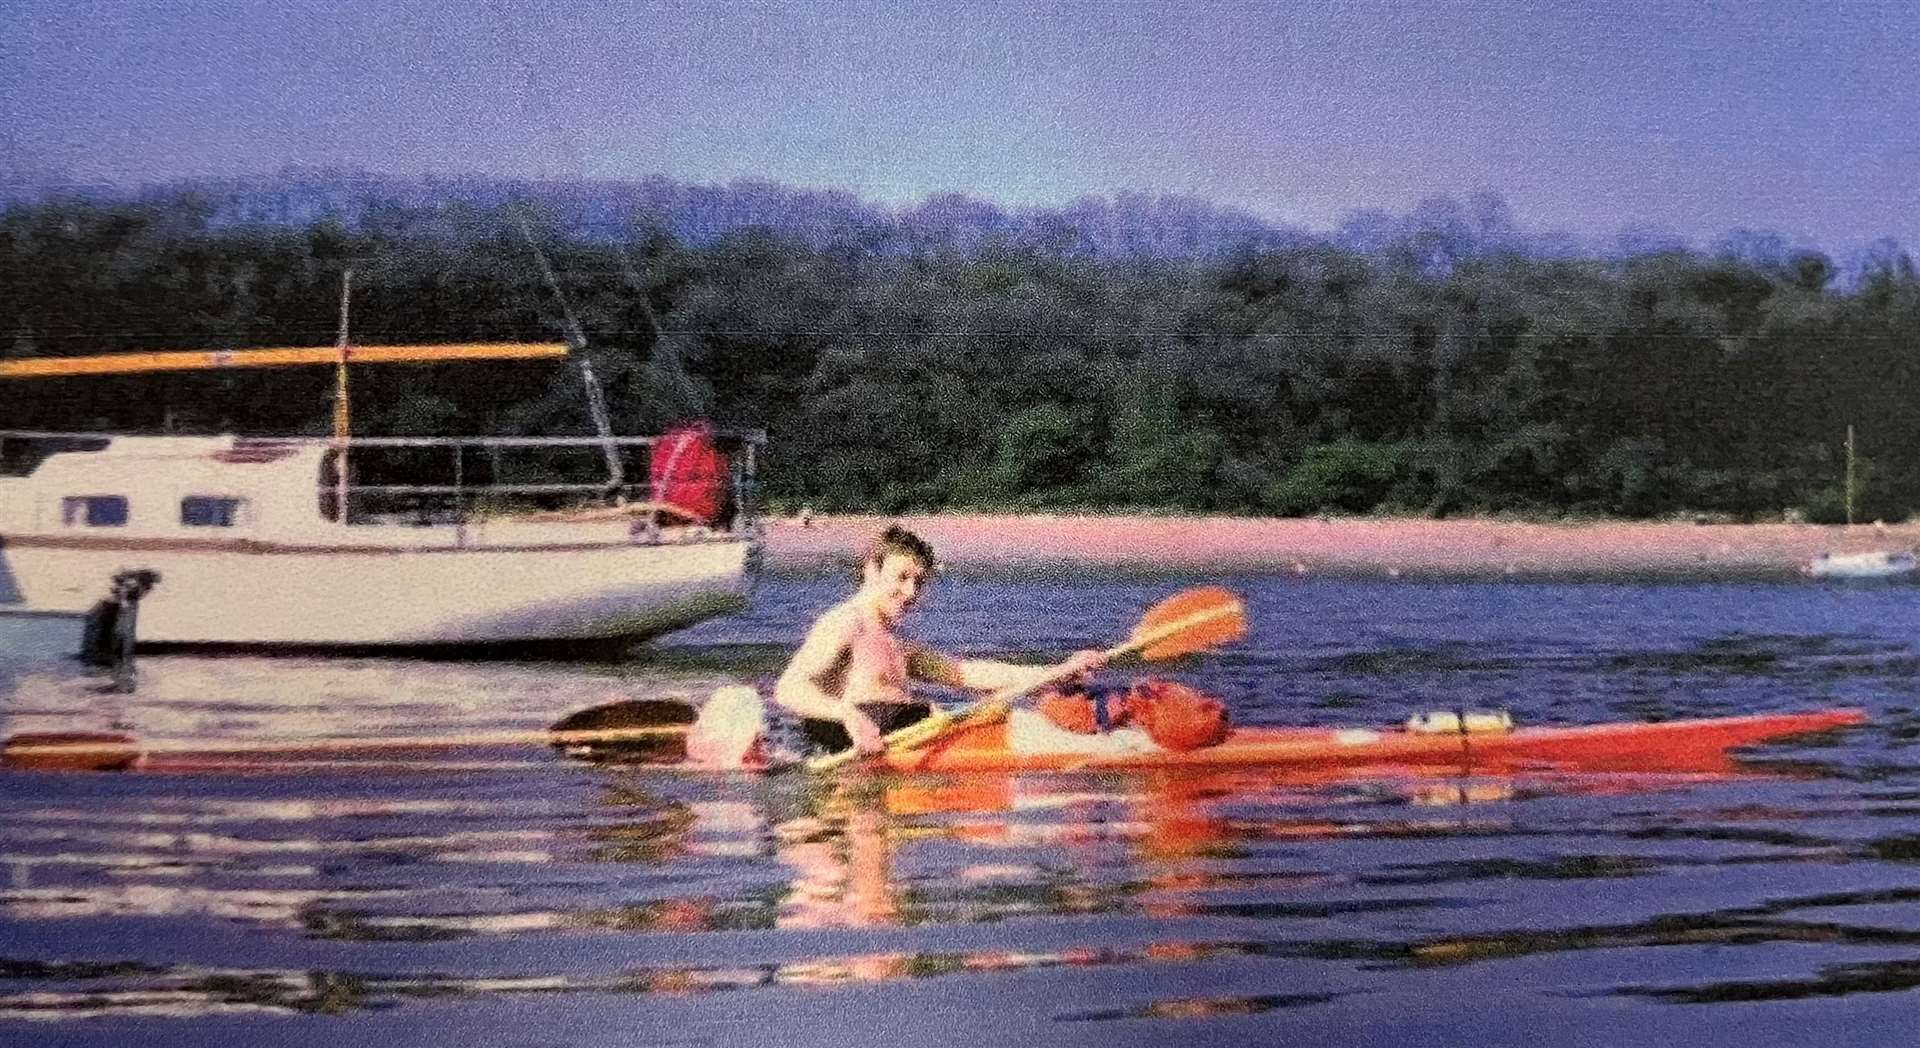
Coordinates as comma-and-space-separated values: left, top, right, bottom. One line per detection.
885, 709, 1867, 774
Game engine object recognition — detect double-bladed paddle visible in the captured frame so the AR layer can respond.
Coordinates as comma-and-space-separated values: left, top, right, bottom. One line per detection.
4, 590, 1246, 774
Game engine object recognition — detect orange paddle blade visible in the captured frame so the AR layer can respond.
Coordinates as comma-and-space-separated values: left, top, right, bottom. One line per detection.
1129, 586, 1247, 661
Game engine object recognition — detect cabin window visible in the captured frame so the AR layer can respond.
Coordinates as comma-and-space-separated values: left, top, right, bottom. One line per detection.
181, 496, 248, 527
61, 496, 130, 527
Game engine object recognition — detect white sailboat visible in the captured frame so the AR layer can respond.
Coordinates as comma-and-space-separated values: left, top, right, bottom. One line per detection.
0, 335, 763, 650
1802, 427, 1914, 581
1805, 550, 1917, 580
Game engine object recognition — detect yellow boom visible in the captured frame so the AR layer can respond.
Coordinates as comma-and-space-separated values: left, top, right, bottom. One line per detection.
0, 342, 569, 379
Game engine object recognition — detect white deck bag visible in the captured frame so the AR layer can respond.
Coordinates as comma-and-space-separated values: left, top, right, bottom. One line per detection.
1005, 708, 1162, 757
687, 685, 768, 768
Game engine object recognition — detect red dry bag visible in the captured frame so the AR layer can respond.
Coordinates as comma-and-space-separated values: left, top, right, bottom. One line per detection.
1116, 679, 1231, 751
1034, 688, 1102, 734
649, 422, 729, 524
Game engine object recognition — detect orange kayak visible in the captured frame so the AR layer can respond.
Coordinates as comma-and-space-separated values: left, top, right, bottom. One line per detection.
879, 708, 1868, 775
2, 708, 1865, 776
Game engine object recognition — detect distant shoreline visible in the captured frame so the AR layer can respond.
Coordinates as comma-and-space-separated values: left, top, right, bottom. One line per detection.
760, 513, 1919, 580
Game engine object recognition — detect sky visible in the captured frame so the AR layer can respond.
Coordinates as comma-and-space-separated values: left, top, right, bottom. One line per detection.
5, 0, 1918, 251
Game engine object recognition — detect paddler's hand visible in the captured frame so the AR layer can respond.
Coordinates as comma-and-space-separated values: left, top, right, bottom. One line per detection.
1057, 649, 1106, 686
841, 707, 885, 755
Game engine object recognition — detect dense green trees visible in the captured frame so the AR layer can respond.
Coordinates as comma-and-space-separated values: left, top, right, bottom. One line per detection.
4, 190, 1918, 521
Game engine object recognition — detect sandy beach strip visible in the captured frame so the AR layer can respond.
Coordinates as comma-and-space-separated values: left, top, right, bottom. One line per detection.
762, 513, 1920, 580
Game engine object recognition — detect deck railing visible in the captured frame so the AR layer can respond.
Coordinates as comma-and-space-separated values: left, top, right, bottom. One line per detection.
0, 429, 766, 534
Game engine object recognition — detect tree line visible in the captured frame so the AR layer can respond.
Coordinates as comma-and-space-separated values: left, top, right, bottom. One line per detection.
4, 190, 1918, 522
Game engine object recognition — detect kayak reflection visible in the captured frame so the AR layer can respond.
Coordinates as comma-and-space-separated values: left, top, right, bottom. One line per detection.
0, 754, 1865, 1023
716, 756, 1834, 962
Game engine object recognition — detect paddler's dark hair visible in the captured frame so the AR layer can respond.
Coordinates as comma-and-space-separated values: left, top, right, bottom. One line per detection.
863, 524, 937, 574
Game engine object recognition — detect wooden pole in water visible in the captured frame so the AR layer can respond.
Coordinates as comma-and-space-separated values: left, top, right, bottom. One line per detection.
1845, 423, 1856, 527
334, 269, 354, 523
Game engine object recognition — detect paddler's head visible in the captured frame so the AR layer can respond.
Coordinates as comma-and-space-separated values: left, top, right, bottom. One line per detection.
859, 524, 936, 625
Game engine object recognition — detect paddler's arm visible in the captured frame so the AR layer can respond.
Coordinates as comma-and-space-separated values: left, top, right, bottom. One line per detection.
908, 648, 1106, 694
774, 612, 886, 752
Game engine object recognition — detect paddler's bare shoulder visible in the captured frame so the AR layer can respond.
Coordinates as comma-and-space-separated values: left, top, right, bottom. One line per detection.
787, 599, 872, 667
802, 598, 867, 644
776, 601, 865, 711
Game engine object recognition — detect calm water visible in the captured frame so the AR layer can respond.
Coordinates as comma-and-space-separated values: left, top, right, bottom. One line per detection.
3, 571, 1919, 1047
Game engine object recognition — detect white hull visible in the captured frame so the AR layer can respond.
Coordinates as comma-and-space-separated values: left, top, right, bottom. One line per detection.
0, 536, 751, 646
1806, 550, 1917, 580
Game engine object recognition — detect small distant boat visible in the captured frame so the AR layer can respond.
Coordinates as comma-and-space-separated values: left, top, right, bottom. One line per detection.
1805, 550, 1918, 580
0, 606, 86, 653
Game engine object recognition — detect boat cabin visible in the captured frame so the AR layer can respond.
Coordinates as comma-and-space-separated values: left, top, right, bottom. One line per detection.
0, 436, 328, 540
0, 428, 759, 545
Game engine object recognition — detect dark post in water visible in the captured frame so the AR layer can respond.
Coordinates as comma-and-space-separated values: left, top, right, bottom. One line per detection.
79, 569, 161, 693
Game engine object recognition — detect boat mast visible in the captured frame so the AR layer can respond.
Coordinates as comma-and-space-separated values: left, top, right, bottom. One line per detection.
517, 212, 625, 501
334, 269, 353, 521
1845, 423, 1856, 526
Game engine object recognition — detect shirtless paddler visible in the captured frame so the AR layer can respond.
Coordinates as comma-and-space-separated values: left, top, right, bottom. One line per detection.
773, 525, 1102, 756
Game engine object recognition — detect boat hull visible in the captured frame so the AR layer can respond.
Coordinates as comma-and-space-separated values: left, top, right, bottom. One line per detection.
1807, 551, 1916, 579
882, 709, 1867, 774
0, 534, 751, 646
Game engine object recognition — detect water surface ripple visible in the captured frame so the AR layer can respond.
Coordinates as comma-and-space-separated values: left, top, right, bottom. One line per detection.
3, 575, 1919, 1046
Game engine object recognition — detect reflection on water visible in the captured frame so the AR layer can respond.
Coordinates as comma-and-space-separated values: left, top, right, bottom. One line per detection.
3, 576, 1920, 1044
4, 766, 1901, 1019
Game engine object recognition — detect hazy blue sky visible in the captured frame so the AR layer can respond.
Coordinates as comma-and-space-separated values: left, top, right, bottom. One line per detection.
6, 0, 1916, 249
